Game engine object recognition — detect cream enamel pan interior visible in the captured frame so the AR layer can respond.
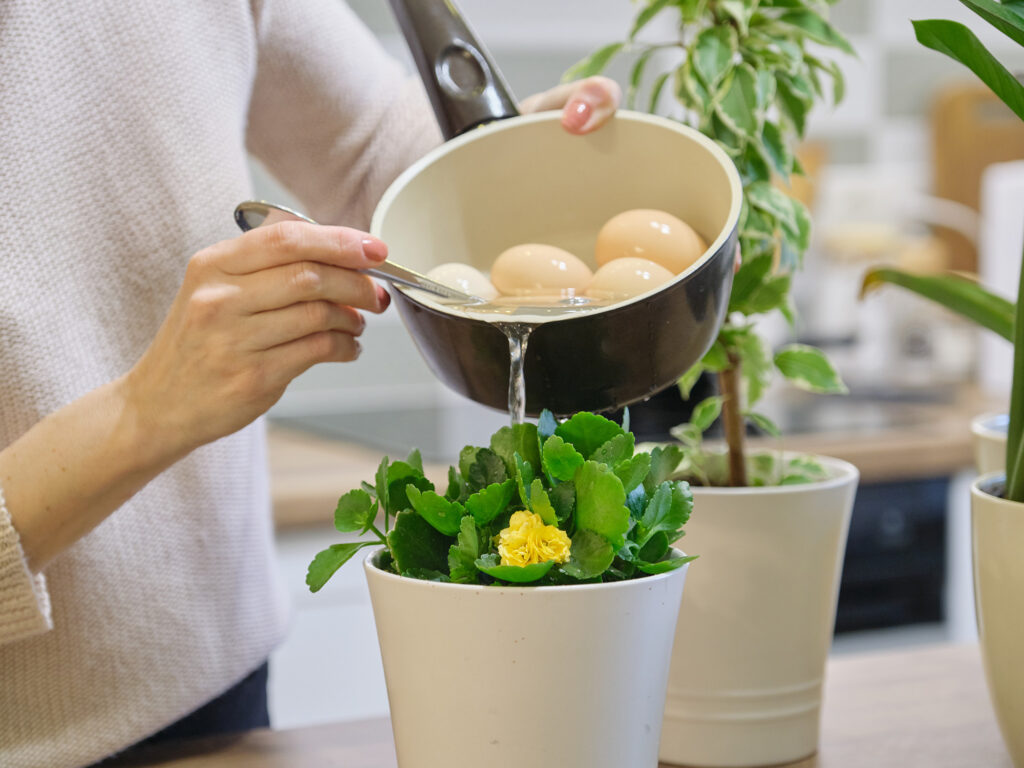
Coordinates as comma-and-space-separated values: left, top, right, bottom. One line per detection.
371, 110, 742, 416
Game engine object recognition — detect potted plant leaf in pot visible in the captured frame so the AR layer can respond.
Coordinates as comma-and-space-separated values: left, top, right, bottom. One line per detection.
569, 2, 856, 765
858, 2, 1024, 762
307, 411, 694, 768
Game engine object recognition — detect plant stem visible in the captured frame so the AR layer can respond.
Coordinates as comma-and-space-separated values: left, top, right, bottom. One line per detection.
370, 523, 387, 544
1006, 236, 1024, 502
719, 357, 748, 487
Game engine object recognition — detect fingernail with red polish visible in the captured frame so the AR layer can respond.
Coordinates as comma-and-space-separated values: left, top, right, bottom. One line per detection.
362, 237, 388, 262
563, 100, 592, 132
377, 284, 391, 309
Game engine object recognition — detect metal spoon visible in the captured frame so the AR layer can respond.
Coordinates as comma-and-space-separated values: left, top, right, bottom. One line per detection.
233, 200, 483, 303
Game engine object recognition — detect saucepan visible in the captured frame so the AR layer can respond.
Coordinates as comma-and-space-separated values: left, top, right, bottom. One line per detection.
381, 0, 743, 416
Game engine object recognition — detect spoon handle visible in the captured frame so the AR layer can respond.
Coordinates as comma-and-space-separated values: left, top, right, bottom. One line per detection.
363, 261, 480, 302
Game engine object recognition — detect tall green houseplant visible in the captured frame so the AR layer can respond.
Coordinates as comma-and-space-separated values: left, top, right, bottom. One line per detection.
861, 0, 1024, 501
568, 0, 850, 487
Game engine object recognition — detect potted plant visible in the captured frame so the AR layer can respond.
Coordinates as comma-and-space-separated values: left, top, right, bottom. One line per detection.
307, 411, 694, 768
569, 2, 856, 765
858, 2, 1024, 763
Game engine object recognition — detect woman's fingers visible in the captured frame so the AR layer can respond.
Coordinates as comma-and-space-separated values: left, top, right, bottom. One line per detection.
267, 330, 363, 382
246, 301, 366, 351
236, 260, 390, 314
520, 76, 621, 135
213, 221, 389, 275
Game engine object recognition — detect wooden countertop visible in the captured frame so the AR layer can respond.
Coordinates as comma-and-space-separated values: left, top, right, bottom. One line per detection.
105, 644, 1010, 767
268, 386, 1001, 529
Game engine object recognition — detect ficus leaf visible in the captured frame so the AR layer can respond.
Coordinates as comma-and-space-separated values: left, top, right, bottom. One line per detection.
774, 344, 848, 395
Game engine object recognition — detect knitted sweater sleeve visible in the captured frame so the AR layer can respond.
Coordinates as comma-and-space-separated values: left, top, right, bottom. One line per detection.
245, 0, 443, 230
0, 487, 53, 645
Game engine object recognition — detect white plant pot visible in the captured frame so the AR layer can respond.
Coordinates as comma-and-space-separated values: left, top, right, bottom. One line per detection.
365, 549, 690, 768
660, 456, 858, 767
972, 474, 1024, 766
972, 413, 1008, 475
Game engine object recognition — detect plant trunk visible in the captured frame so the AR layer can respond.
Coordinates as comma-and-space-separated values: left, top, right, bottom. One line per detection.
719, 359, 748, 487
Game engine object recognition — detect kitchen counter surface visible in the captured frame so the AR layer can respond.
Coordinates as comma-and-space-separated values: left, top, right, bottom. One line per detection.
268, 385, 1001, 529
105, 643, 1010, 767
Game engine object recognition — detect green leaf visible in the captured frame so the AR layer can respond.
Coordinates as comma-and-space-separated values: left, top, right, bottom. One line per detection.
637, 481, 693, 547
475, 553, 556, 583
591, 432, 636, 467
630, 0, 674, 39
959, 0, 1024, 47
777, 75, 811, 136
626, 484, 648, 519
729, 251, 773, 313
913, 19, 1024, 122
445, 466, 466, 502
514, 452, 535, 507
717, 64, 761, 138
861, 267, 1014, 341
386, 510, 451, 574
637, 531, 670, 563
466, 448, 508, 491
464, 479, 516, 526
564, 42, 625, 81
538, 409, 559, 439
334, 489, 377, 533
406, 486, 465, 536
774, 344, 848, 394
637, 551, 698, 575
542, 434, 586, 482
746, 411, 782, 437
678, 363, 705, 399
762, 120, 793, 177
702, 340, 730, 373
734, 328, 773, 406
388, 475, 434, 517
691, 396, 724, 432
746, 182, 799, 234
615, 453, 652, 493
529, 478, 559, 526
490, 424, 541, 476
720, 0, 752, 34
375, 456, 390, 524
693, 26, 737, 90
645, 445, 684, 492
405, 449, 423, 474
555, 412, 625, 458
561, 529, 615, 579
574, 461, 630, 548
402, 568, 450, 582
448, 515, 483, 584
649, 70, 671, 112
306, 542, 373, 593
779, 10, 855, 55
549, 482, 576, 523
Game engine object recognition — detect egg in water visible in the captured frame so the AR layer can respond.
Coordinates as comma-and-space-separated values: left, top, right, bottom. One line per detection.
595, 209, 707, 275
426, 262, 498, 300
490, 243, 593, 298
586, 257, 674, 300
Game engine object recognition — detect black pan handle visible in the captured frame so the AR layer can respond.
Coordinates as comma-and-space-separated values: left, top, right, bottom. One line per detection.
388, 0, 520, 140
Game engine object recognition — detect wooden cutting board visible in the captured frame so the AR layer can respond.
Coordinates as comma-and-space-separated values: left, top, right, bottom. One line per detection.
932, 82, 1024, 272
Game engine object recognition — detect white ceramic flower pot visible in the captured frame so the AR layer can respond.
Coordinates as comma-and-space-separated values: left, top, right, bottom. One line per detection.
972, 474, 1024, 766
660, 456, 858, 767
365, 549, 690, 768
972, 413, 1008, 475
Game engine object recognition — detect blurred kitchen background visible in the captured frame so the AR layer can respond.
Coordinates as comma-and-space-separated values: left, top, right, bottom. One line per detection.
256, 0, 1024, 729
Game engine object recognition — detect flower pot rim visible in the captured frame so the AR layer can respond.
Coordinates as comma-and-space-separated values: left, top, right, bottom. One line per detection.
971, 472, 1023, 509
687, 453, 858, 496
971, 412, 1009, 440
363, 546, 689, 594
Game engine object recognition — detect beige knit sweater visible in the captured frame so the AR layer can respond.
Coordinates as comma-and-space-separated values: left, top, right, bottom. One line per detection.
0, 1, 440, 765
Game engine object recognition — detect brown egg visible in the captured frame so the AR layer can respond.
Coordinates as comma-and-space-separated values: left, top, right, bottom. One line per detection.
585, 257, 675, 301
595, 209, 708, 274
490, 244, 593, 298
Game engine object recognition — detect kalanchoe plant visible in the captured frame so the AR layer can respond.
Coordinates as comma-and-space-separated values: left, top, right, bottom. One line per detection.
307, 411, 695, 591
567, 0, 850, 486
861, 0, 1024, 501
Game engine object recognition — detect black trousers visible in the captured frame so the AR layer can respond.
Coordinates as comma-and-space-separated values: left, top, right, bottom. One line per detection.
91, 662, 270, 766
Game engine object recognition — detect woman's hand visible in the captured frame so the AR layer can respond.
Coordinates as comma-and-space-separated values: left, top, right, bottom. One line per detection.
125, 222, 391, 455
520, 76, 622, 135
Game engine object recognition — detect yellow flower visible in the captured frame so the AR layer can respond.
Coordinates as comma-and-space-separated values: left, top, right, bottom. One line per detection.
497, 511, 572, 568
